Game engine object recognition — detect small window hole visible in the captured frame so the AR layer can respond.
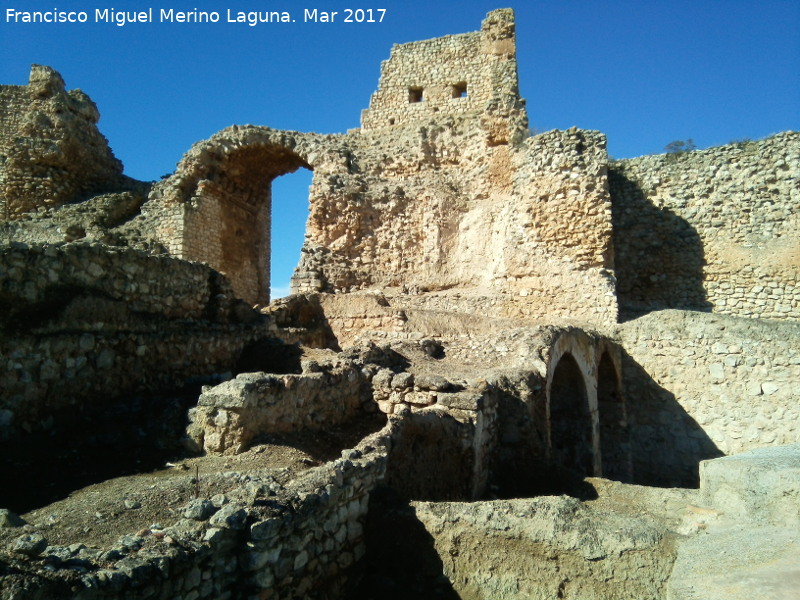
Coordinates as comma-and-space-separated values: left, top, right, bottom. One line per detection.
409, 87, 424, 103
452, 82, 467, 98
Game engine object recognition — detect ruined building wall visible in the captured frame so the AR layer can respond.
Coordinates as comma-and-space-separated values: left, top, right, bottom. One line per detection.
291, 10, 616, 325
618, 310, 800, 487
0, 430, 389, 600
610, 132, 800, 321
0, 243, 271, 442
0, 65, 126, 219
361, 7, 527, 144
293, 122, 616, 325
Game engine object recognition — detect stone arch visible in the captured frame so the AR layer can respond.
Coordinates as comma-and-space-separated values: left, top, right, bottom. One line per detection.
548, 351, 595, 477
149, 126, 340, 304
596, 349, 631, 481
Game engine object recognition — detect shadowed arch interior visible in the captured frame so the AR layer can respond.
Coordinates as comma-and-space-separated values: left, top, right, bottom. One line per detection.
549, 353, 593, 477
597, 351, 631, 481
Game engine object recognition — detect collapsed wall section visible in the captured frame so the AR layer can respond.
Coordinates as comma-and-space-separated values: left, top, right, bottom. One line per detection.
0, 66, 126, 219
0, 429, 390, 600
147, 126, 341, 305
610, 132, 800, 321
292, 124, 616, 325
293, 8, 617, 326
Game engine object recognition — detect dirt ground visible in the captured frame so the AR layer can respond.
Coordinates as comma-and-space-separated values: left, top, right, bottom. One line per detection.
0, 416, 385, 553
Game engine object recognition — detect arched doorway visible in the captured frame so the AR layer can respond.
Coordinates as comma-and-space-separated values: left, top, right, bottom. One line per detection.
549, 353, 594, 476
597, 352, 630, 481
179, 141, 312, 305
271, 168, 313, 299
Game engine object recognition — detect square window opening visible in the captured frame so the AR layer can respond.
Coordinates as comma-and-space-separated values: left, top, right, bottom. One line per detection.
409, 87, 424, 103
452, 82, 468, 98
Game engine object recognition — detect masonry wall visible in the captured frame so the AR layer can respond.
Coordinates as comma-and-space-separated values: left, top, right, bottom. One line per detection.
0, 430, 389, 600
0, 65, 126, 219
610, 132, 800, 321
148, 127, 329, 305
361, 8, 527, 144
182, 187, 271, 306
0, 242, 226, 322
186, 364, 374, 455
0, 243, 269, 441
293, 124, 617, 325
618, 310, 800, 487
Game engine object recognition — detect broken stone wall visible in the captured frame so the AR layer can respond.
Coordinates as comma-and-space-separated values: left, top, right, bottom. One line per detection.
186, 362, 374, 455
294, 123, 616, 325
407, 497, 677, 600
293, 9, 616, 326
147, 126, 335, 305
618, 310, 800, 487
0, 243, 269, 442
610, 132, 800, 321
0, 66, 126, 219
181, 185, 271, 306
0, 429, 389, 600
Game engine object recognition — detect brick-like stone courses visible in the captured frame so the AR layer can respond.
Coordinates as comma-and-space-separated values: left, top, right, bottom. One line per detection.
0, 66, 126, 219
610, 132, 800, 321
618, 310, 800, 486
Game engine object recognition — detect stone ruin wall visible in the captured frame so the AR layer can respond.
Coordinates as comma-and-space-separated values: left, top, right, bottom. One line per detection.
292, 121, 616, 325
0, 429, 389, 600
0, 65, 127, 219
288, 9, 617, 325
618, 310, 800, 486
291, 10, 616, 326
360, 9, 527, 143
0, 243, 278, 442
610, 132, 800, 321
148, 126, 340, 305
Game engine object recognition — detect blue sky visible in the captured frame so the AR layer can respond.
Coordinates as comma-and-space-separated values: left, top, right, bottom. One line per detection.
1, 0, 798, 297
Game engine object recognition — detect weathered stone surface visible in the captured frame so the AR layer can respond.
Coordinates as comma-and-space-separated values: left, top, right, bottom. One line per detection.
410, 496, 676, 600
618, 310, 800, 486
699, 443, 800, 526
668, 445, 800, 600
610, 133, 800, 322
0, 7, 797, 600
13, 533, 47, 556
0, 509, 25, 528
0, 65, 129, 218
187, 354, 373, 455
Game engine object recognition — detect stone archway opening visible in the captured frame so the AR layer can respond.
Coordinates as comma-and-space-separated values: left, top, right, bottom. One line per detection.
271, 168, 313, 299
549, 352, 594, 477
181, 143, 312, 305
597, 351, 630, 481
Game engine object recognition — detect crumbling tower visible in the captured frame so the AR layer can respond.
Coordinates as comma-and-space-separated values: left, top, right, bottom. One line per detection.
360, 8, 528, 145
